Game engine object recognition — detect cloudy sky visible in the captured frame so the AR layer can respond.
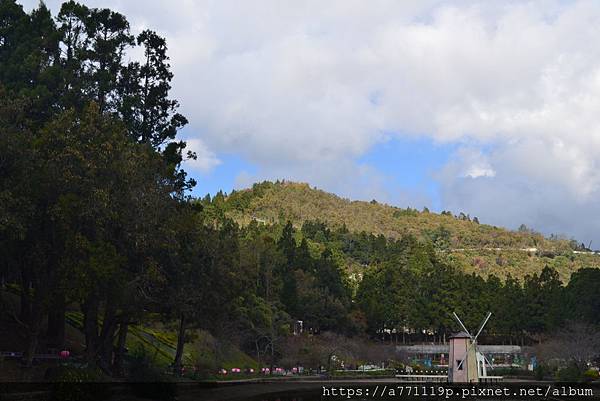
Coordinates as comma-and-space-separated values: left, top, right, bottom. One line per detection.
21, 0, 600, 245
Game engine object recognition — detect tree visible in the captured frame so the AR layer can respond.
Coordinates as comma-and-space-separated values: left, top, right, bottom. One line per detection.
535, 322, 600, 373
154, 202, 205, 372
522, 266, 563, 339
0, 2, 195, 371
44, 104, 179, 370
295, 238, 313, 273
278, 221, 298, 315
56, 1, 133, 114
119, 30, 187, 148
565, 268, 600, 325
0, 1, 61, 126
85, 7, 133, 113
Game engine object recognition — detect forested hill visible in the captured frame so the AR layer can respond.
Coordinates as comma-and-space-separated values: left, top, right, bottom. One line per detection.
214, 181, 600, 281
222, 181, 564, 249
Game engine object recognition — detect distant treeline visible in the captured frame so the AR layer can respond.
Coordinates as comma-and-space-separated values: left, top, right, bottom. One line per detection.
1, 1, 599, 380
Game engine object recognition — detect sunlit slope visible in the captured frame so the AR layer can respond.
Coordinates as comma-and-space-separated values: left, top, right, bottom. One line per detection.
222, 181, 600, 280
225, 181, 563, 248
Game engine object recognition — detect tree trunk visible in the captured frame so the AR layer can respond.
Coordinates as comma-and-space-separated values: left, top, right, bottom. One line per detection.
46, 294, 65, 348
98, 302, 118, 372
83, 295, 100, 364
173, 313, 186, 373
19, 268, 31, 324
255, 340, 261, 375
23, 297, 42, 367
113, 320, 129, 377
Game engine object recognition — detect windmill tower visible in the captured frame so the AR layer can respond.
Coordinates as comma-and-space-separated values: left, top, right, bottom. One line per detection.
448, 312, 494, 383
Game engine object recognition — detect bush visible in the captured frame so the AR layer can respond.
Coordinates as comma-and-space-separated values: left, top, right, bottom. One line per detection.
127, 345, 177, 400
533, 364, 548, 381
45, 365, 104, 382
45, 366, 108, 401
556, 363, 582, 382
582, 369, 599, 382
193, 356, 218, 378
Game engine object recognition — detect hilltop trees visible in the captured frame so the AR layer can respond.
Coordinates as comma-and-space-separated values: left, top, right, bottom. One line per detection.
119, 29, 188, 148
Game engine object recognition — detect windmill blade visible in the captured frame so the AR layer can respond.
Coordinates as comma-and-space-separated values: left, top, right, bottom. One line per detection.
456, 343, 494, 372
473, 312, 492, 342
482, 353, 494, 369
452, 312, 473, 338
453, 312, 493, 372
453, 312, 474, 371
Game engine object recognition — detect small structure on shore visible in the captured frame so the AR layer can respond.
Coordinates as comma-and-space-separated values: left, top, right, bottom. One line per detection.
448, 312, 495, 383
395, 312, 503, 383
449, 330, 478, 382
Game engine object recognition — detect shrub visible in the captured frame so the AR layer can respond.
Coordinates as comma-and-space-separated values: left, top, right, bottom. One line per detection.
582, 369, 599, 382
555, 363, 582, 382
533, 364, 548, 381
45, 366, 108, 401
127, 345, 176, 400
45, 365, 103, 382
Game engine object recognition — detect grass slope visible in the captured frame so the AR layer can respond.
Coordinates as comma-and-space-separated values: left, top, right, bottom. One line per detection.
64, 312, 257, 370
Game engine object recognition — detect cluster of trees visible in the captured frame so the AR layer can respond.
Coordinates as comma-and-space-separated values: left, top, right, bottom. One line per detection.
0, 1, 353, 375
204, 193, 600, 351
0, 0, 194, 372
221, 181, 581, 253
358, 244, 600, 344
280, 217, 600, 345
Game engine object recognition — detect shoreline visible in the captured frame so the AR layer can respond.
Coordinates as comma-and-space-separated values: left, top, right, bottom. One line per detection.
0, 377, 572, 401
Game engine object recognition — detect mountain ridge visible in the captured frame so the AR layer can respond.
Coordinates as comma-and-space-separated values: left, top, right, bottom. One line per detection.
223, 180, 572, 250
214, 180, 600, 281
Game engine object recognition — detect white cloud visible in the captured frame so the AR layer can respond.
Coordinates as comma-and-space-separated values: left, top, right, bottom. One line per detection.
19, 0, 600, 243
448, 148, 497, 179
184, 138, 221, 174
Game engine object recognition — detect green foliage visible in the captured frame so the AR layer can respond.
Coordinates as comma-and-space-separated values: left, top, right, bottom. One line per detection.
219, 181, 599, 281
534, 364, 549, 381
2, 0, 600, 379
46, 366, 109, 401
583, 369, 599, 381
556, 363, 583, 382
127, 345, 176, 400
565, 269, 600, 325
45, 366, 104, 382
0, 0, 195, 373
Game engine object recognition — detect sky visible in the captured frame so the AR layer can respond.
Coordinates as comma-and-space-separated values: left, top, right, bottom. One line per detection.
20, 0, 600, 246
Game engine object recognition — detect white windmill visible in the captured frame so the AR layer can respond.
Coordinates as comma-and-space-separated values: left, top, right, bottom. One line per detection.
448, 312, 495, 383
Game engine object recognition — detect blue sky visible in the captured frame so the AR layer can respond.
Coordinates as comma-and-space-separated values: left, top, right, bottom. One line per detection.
357, 137, 456, 211
20, 0, 600, 245
190, 152, 257, 199
190, 136, 456, 214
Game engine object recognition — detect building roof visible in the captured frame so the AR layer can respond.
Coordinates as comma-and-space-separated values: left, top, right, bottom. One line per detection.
449, 331, 472, 339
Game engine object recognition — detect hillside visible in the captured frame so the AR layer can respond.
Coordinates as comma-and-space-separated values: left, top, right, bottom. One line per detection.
221, 181, 600, 281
